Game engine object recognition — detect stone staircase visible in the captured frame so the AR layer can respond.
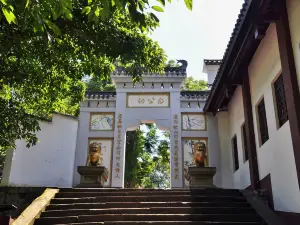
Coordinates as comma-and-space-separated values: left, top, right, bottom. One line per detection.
34, 188, 266, 225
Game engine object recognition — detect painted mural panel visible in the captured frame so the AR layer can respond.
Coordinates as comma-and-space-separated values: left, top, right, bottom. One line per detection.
127, 93, 169, 108
182, 113, 206, 131
90, 113, 114, 131
182, 138, 208, 187
87, 139, 113, 186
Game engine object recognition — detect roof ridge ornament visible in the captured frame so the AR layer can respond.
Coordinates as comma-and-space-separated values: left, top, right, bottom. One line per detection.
164, 59, 188, 73
111, 59, 188, 76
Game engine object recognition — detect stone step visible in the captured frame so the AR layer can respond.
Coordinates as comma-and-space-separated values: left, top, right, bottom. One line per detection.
34, 214, 262, 225
51, 222, 261, 225
101, 222, 261, 225
55, 191, 242, 198
51, 195, 247, 204
47, 201, 251, 210
41, 207, 256, 217
59, 188, 241, 194
54, 223, 104, 225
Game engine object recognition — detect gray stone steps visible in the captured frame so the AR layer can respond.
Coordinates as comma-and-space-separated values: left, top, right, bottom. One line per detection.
100, 222, 261, 225
59, 188, 241, 194
52, 222, 261, 225
51, 195, 247, 203
41, 207, 255, 217
54, 223, 104, 225
55, 191, 242, 197
33, 188, 265, 225
46, 201, 251, 210
34, 214, 261, 225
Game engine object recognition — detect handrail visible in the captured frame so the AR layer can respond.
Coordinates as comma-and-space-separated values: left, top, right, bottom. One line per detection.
12, 188, 59, 225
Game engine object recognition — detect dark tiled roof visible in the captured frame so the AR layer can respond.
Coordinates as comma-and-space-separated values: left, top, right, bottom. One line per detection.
111, 70, 186, 76
85, 91, 210, 100
204, 59, 222, 65
180, 91, 210, 100
204, 0, 251, 111
112, 60, 188, 76
85, 91, 116, 99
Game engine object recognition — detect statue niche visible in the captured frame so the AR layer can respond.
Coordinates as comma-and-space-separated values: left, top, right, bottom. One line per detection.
86, 142, 103, 166
192, 142, 208, 167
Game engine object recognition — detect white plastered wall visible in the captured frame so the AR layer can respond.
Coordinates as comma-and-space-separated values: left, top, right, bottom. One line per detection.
203, 65, 220, 87
2, 114, 78, 187
216, 111, 233, 188
227, 86, 251, 189
216, 21, 300, 213
248, 23, 300, 213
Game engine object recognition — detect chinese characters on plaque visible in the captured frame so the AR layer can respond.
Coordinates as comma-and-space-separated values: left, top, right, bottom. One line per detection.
127, 94, 169, 108
173, 114, 179, 180
115, 113, 123, 179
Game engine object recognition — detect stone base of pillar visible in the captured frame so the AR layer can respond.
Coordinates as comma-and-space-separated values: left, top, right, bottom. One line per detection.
77, 166, 107, 188
188, 166, 216, 188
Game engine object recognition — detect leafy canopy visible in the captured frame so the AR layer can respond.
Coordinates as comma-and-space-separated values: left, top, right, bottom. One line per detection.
0, 0, 171, 150
182, 77, 208, 91
0, 0, 193, 30
125, 125, 170, 188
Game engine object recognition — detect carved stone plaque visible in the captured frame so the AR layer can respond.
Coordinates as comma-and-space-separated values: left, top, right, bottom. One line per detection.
127, 93, 169, 108
182, 113, 206, 131
90, 113, 114, 131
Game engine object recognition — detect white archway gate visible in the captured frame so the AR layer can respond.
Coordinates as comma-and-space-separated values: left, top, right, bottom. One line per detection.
73, 69, 212, 188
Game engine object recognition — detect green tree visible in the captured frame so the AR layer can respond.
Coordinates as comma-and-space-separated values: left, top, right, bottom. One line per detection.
124, 128, 146, 188
0, 0, 193, 32
0, 3, 168, 150
85, 76, 116, 92
125, 124, 170, 188
146, 132, 170, 188
181, 77, 208, 91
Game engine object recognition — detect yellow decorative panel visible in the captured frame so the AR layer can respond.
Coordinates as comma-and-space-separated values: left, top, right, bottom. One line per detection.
127, 93, 170, 108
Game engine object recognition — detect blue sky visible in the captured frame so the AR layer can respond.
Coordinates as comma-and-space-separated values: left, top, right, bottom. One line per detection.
149, 0, 244, 81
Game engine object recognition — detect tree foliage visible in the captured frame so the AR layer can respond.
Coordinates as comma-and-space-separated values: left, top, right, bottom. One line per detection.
0, 0, 169, 150
0, 0, 193, 30
181, 76, 208, 91
125, 125, 170, 188
85, 76, 116, 92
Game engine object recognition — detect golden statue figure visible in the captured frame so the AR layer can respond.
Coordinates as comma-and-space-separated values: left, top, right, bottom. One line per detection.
192, 142, 208, 167
86, 142, 103, 166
